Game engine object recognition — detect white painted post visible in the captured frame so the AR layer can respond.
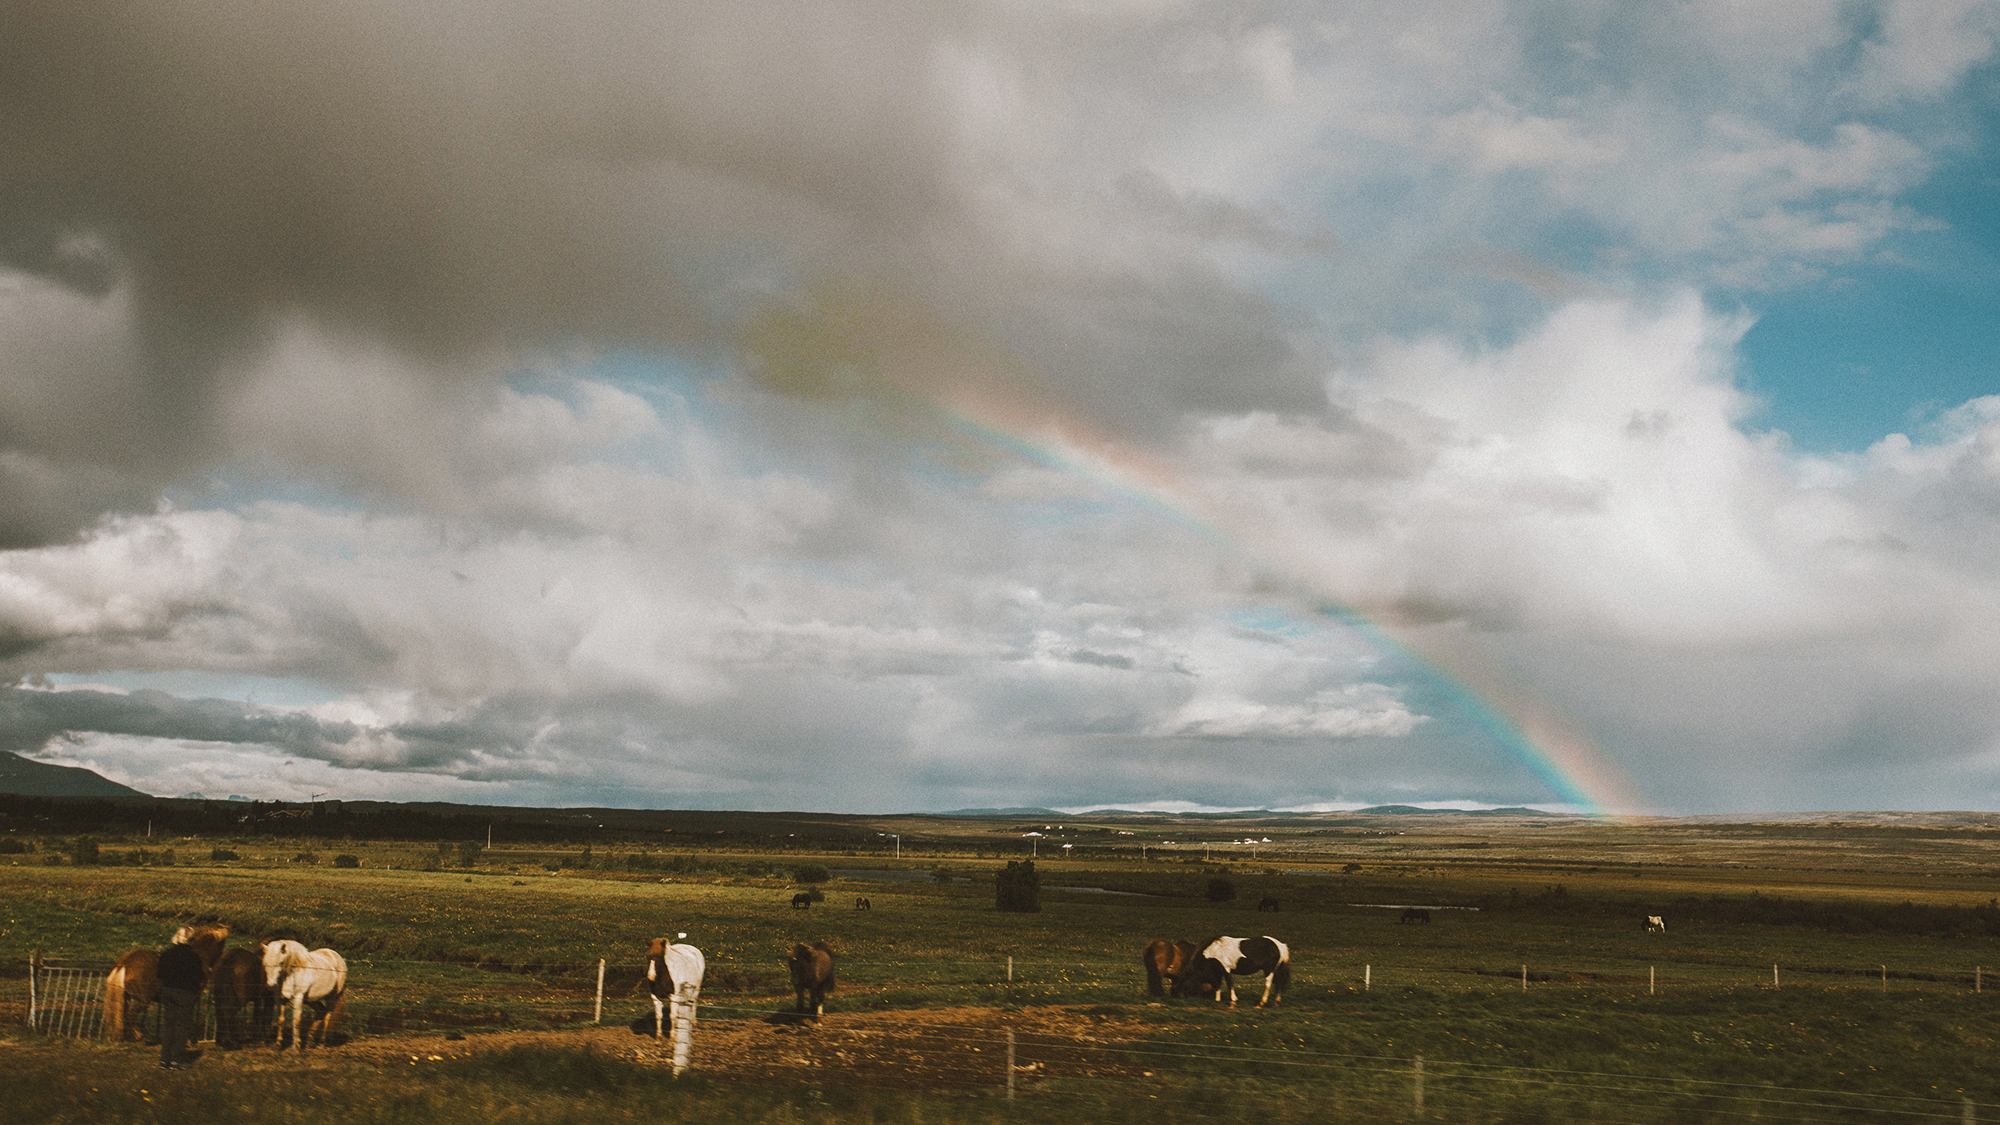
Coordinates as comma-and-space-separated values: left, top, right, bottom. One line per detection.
1521, 964, 1528, 991
1007, 956, 1013, 983
1413, 1052, 1424, 1113
1650, 966, 1655, 995
27, 948, 38, 1030
669, 983, 697, 1076
594, 959, 606, 1023
1365, 964, 1371, 991
1007, 1028, 1016, 1100
1773, 964, 1780, 988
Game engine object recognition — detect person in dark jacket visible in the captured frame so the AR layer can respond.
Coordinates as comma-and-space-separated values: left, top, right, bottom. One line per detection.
156, 937, 206, 1070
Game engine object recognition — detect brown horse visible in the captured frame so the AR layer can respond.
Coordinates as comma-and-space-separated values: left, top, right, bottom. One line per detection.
1141, 939, 1210, 998
104, 924, 229, 1041
787, 942, 837, 1018
213, 945, 274, 1046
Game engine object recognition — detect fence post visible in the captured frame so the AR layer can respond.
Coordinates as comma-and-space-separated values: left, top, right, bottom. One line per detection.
1978, 966, 1984, 994
1521, 964, 1527, 991
1650, 966, 1655, 996
1365, 964, 1370, 991
1882, 964, 1887, 994
669, 983, 697, 1077
1774, 964, 1780, 989
1007, 1027, 1016, 1101
1414, 1052, 1424, 1113
595, 959, 606, 1024
1963, 1095, 1974, 1124
27, 947, 39, 1029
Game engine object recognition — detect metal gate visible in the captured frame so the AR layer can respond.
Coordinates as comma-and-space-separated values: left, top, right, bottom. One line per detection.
27, 949, 221, 1042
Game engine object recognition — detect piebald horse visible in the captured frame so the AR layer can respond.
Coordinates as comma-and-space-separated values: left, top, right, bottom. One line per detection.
647, 934, 706, 1075
787, 941, 837, 1018
262, 939, 347, 1051
1197, 935, 1291, 1008
104, 924, 228, 1041
1141, 939, 1210, 998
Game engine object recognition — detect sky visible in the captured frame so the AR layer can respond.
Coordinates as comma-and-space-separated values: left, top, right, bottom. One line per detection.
2, 1, 2000, 816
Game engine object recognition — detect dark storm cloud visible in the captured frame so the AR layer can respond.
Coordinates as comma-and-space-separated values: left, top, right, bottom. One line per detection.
0, 685, 357, 759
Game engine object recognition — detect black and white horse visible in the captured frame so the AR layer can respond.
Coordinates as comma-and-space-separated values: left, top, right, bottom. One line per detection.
1197, 935, 1291, 1008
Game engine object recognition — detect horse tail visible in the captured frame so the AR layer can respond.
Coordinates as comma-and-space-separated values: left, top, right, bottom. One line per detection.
1142, 944, 1166, 996
1271, 956, 1292, 995
104, 966, 125, 1039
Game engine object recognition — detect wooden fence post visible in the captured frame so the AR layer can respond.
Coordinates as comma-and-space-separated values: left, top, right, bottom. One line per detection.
1881, 964, 1887, 994
1773, 964, 1780, 989
27, 947, 39, 1030
1007, 1027, 1016, 1101
669, 983, 697, 1076
595, 959, 606, 1023
1650, 966, 1655, 996
1414, 1052, 1424, 1113
1364, 964, 1370, 991
1521, 964, 1527, 991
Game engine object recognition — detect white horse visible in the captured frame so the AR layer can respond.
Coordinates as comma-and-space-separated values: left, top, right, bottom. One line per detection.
647, 934, 705, 1075
262, 939, 347, 1051
1646, 915, 1667, 933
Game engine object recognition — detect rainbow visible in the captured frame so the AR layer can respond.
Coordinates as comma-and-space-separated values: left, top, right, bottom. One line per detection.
741, 286, 1650, 817
941, 408, 1649, 820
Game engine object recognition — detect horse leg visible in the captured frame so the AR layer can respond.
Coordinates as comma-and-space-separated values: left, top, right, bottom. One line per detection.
290, 991, 307, 1051
653, 995, 665, 1039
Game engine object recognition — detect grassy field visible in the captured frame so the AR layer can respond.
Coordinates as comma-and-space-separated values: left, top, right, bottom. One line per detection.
4, 815, 2000, 1122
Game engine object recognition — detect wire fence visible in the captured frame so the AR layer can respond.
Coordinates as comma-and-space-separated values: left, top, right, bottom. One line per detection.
27, 953, 235, 1044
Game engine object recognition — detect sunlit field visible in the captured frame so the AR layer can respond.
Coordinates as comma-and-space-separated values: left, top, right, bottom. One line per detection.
4, 815, 1999, 1122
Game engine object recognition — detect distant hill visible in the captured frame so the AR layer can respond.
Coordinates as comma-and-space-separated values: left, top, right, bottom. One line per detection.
1352, 805, 1559, 817
936, 807, 1064, 817
0, 751, 149, 798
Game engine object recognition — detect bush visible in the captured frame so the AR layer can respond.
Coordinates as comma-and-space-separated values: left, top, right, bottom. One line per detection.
293, 851, 319, 865
68, 837, 99, 865
0, 838, 29, 854
1205, 877, 1237, 902
153, 848, 176, 867
931, 866, 956, 883
210, 847, 240, 861
793, 863, 830, 884
456, 841, 483, 867
334, 854, 360, 868
996, 859, 1040, 912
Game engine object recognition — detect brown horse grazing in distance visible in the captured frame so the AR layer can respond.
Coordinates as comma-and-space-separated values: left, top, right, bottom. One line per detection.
213, 946, 274, 1046
787, 942, 837, 1018
1141, 939, 1210, 998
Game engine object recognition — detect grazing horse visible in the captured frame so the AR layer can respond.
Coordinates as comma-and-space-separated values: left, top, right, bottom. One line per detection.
854, 896, 871, 910
787, 942, 837, 1018
1400, 908, 1432, 924
1257, 897, 1281, 913
263, 939, 347, 1051
1141, 939, 1210, 999
213, 946, 274, 1046
647, 934, 706, 1075
1197, 935, 1291, 1008
791, 892, 813, 910
1646, 915, 1666, 933
104, 924, 228, 1042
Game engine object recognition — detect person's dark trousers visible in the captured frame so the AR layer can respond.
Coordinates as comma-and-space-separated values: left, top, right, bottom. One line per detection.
158, 986, 198, 1068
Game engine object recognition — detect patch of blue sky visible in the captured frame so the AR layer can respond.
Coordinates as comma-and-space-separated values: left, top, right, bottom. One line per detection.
42, 670, 348, 709
1734, 82, 2000, 453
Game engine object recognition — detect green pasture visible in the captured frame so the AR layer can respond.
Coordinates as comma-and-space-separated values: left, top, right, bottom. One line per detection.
5, 840, 2000, 1122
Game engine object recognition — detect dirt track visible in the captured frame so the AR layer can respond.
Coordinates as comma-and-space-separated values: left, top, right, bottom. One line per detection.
5, 1003, 1171, 1092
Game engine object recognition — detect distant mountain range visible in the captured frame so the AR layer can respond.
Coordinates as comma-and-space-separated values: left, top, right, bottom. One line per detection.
0, 751, 148, 798
936, 804, 1560, 818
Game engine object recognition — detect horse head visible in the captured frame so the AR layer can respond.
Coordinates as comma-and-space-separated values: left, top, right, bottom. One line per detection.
262, 939, 306, 988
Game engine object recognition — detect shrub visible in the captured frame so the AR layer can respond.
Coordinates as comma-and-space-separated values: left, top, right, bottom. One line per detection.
457, 841, 483, 867
996, 859, 1040, 913
931, 866, 956, 883
153, 848, 176, 867
0, 838, 29, 854
1205, 877, 1237, 903
293, 851, 319, 865
67, 837, 100, 865
793, 863, 830, 884
210, 847, 240, 861
334, 854, 360, 868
